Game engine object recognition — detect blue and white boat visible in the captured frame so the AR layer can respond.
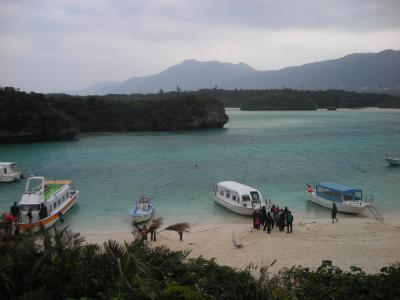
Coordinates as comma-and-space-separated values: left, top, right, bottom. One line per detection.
130, 196, 154, 224
306, 182, 373, 215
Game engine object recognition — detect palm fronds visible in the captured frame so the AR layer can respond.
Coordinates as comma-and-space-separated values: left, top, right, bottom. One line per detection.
164, 222, 190, 232
149, 217, 163, 232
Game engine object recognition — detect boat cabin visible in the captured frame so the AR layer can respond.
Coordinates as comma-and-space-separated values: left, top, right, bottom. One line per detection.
216, 181, 263, 208
0, 162, 21, 181
136, 196, 152, 211
315, 182, 362, 203
18, 177, 73, 223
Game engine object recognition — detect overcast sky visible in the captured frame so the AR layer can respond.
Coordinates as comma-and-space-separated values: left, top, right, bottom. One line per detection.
1, 0, 400, 93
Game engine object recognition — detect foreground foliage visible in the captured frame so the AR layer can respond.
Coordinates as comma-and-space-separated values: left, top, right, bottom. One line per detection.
0, 228, 399, 299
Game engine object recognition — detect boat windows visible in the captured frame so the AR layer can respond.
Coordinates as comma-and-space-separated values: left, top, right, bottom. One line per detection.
355, 191, 362, 201
242, 195, 250, 202
232, 195, 236, 201
317, 187, 342, 200
58, 199, 61, 206
19, 204, 40, 211
219, 189, 224, 196
343, 194, 353, 201
226, 191, 230, 198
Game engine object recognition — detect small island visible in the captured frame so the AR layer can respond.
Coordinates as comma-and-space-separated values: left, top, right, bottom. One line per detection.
0, 87, 229, 143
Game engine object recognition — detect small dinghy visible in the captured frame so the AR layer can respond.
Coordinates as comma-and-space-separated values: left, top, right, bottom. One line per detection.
130, 196, 154, 224
384, 156, 400, 166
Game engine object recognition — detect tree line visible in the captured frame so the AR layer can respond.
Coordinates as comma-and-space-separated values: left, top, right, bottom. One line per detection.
65, 88, 400, 110
0, 87, 228, 142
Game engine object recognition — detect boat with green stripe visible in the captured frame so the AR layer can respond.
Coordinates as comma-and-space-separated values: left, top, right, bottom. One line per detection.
16, 176, 79, 231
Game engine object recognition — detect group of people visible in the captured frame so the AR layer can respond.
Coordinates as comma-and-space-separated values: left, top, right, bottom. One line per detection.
134, 223, 157, 242
252, 205, 294, 234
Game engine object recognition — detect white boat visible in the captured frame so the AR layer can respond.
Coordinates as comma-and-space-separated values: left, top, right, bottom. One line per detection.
384, 156, 400, 165
306, 182, 373, 215
213, 181, 266, 216
15, 176, 79, 231
130, 196, 154, 224
0, 162, 22, 182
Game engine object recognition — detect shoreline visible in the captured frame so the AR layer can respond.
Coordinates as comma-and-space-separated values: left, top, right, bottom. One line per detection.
83, 216, 400, 274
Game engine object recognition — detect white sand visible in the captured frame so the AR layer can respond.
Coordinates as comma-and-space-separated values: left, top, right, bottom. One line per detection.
84, 216, 400, 274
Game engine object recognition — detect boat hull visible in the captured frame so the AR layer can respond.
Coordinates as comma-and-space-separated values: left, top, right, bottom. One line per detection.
214, 195, 264, 216
0, 173, 21, 182
385, 157, 400, 165
130, 208, 154, 224
307, 192, 367, 215
17, 191, 79, 231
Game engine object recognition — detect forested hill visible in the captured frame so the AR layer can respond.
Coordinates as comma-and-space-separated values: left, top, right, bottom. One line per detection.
152, 88, 399, 110
67, 88, 400, 111
0, 87, 228, 143
204, 89, 400, 110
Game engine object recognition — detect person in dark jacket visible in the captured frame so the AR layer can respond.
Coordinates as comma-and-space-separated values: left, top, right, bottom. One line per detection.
252, 209, 257, 228
10, 202, 19, 217
279, 210, 286, 232
264, 212, 272, 233
287, 211, 293, 233
332, 203, 338, 223
261, 206, 267, 228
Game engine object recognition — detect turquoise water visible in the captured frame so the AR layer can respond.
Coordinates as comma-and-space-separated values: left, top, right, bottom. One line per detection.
1, 108, 399, 232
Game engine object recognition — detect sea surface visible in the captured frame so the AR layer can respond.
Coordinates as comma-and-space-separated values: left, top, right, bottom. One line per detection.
1, 108, 400, 233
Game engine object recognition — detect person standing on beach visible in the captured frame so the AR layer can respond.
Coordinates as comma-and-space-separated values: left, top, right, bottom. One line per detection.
332, 203, 338, 223
278, 211, 285, 232
142, 225, 149, 240
261, 206, 267, 230
265, 212, 272, 233
287, 211, 293, 233
252, 210, 257, 228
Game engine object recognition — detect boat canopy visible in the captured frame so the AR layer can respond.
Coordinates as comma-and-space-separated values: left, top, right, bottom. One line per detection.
318, 182, 361, 194
0, 162, 16, 167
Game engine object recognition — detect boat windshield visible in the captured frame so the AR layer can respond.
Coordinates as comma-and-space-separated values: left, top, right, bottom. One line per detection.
25, 178, 43, 194
250, 191, 260, 203
355, 191, 362, 201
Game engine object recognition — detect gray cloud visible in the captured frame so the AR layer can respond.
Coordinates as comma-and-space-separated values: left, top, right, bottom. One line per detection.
0, 0, 399, 92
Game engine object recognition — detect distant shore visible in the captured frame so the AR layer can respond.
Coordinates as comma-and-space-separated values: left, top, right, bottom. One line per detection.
84, 216, 400, 274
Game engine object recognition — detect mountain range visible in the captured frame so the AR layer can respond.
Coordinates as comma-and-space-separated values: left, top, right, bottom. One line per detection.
75, 49, 400, 95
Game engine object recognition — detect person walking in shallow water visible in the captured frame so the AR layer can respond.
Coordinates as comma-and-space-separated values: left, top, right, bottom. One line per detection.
332, 203, 339, 223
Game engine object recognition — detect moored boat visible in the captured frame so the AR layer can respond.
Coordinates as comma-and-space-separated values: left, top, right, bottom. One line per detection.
213, 181, 267, 216
0, 162, 22, 182
15, 176, 79, 231
384, 156, 400, 166
130, 196, 154, 224
306, 182, 373, 214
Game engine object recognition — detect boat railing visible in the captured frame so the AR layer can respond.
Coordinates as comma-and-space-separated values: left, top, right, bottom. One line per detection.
364, 194, 374, 206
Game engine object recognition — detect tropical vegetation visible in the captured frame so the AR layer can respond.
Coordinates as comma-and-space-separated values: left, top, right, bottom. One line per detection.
0, 87, 228, 142
0, 227, 399, 299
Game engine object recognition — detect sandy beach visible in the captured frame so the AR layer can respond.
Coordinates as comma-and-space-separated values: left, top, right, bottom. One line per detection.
84, 215, 400, 274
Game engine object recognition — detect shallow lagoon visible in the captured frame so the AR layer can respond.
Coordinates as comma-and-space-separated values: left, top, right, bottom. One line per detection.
1, 108, 399, 233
